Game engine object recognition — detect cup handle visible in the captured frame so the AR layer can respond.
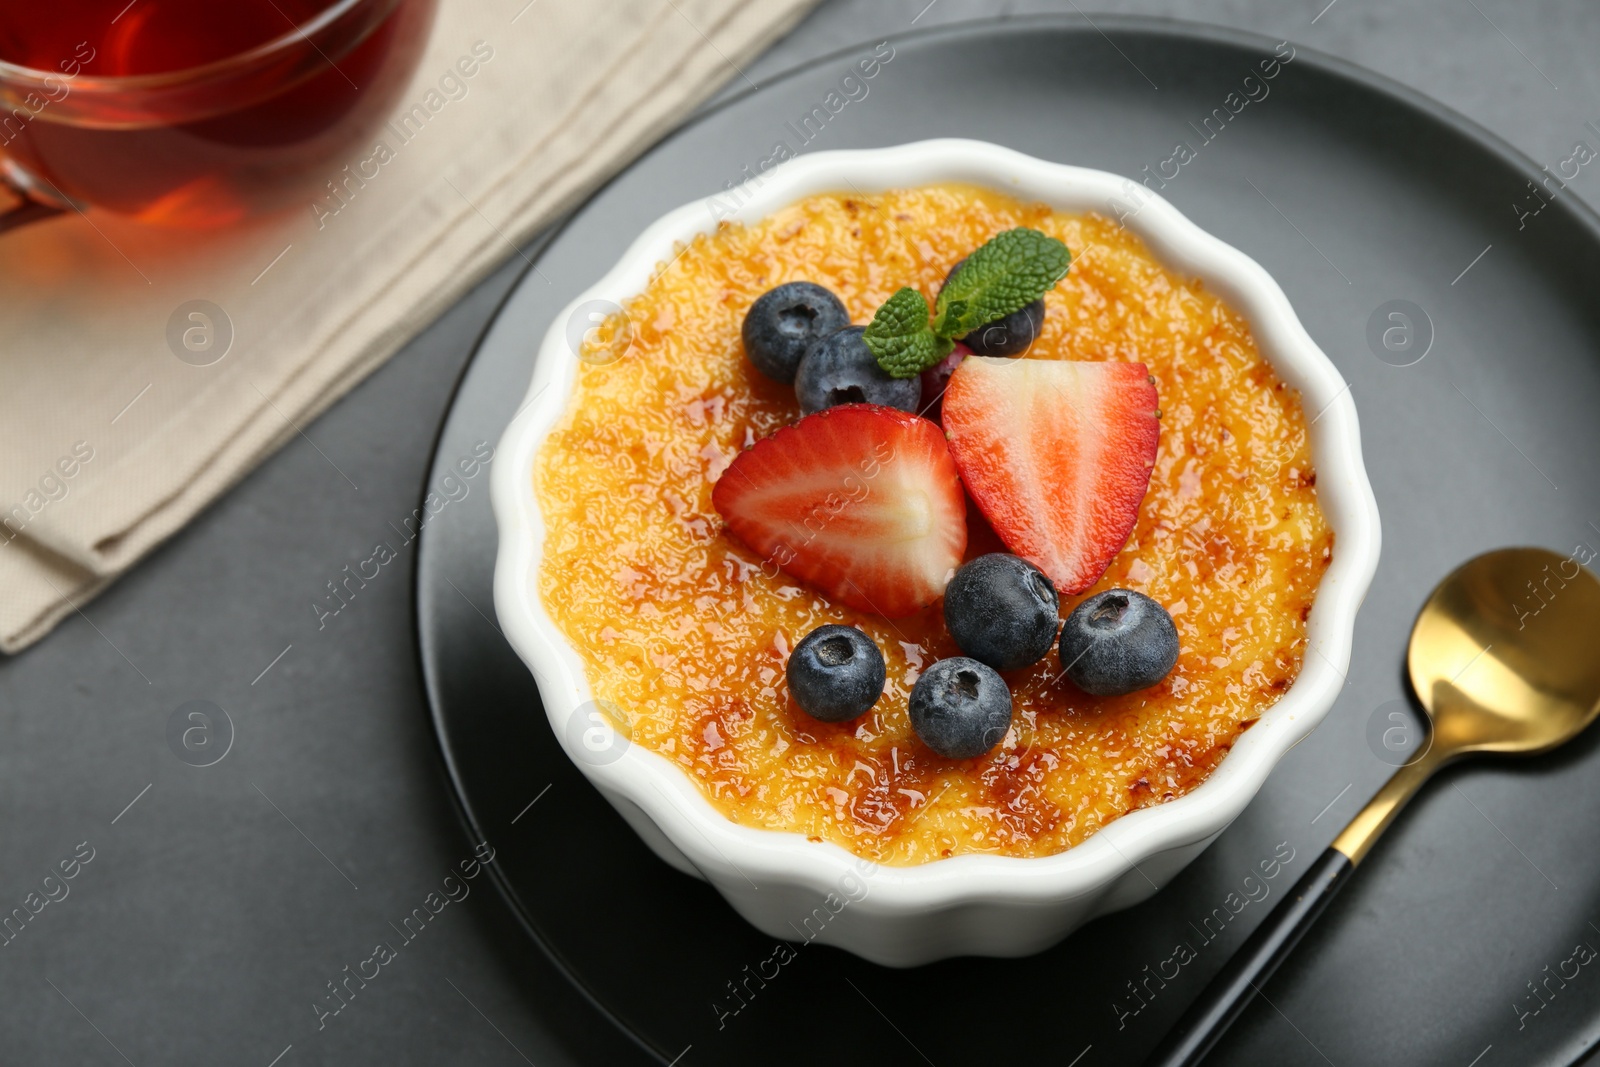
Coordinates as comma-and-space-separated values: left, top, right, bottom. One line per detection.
0, 170, 65, 234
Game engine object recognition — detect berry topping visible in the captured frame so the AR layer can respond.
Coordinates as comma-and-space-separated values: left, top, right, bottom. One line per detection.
943, 553, 1060, 671
917, 341, 970, 415
712, 404, 967, 617
908, 657, 1013, 759
786, 624, 886, 722
1058, 589, 1179, 696
940, 257, 1044, 357
963, 302, 1045, 356
795, 326, 921, 415
741, 281, 850, 384
942, 356, 1159, 595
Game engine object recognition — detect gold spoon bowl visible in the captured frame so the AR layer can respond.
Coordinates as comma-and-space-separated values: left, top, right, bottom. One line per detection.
1149, 547, 1600, 1066
1334, 546, 1600, 863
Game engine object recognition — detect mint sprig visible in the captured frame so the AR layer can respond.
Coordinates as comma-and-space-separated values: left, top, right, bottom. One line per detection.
860, 288, 953, 378
933, 228, 1071, 337
861, 227, 1071, 379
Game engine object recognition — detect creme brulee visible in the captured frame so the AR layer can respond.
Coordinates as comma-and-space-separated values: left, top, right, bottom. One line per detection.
534, 184, 1331, 865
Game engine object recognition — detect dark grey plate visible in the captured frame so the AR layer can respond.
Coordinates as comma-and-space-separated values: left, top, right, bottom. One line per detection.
416, 16, 1600, 1066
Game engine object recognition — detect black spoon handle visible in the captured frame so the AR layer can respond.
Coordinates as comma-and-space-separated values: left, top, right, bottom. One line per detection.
1143, 846, 1353, 1067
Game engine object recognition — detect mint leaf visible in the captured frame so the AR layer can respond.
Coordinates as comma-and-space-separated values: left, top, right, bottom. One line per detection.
863, 287, 953, 378
860, 229, 1070, 378
931, 227, 1070, 338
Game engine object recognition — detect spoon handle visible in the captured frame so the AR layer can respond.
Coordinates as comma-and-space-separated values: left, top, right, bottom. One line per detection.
1142, 846, 1352, 1067
1145, 750, 1444, 1065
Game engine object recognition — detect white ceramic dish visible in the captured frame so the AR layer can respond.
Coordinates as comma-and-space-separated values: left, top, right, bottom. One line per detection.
490, 139, 1381, 967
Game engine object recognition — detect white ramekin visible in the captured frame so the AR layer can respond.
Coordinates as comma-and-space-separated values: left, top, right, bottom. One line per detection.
491, 139, 1380, 967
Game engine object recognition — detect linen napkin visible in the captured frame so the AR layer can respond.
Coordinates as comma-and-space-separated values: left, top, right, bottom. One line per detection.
0, 0, 818, 653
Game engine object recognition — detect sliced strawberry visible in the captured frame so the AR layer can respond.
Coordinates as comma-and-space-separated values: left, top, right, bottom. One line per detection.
712, 404, 967, 617
942, 357, 1159, 595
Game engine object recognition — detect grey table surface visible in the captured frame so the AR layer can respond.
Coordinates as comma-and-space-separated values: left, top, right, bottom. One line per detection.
4, 2, 1597, 1065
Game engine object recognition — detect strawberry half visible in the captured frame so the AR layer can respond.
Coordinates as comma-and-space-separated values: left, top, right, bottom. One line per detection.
712, 404, 967, 617
942, 357, 1159, 595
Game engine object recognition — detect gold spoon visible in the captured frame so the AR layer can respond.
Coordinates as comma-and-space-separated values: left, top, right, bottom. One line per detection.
1148, 547, 1600, 1066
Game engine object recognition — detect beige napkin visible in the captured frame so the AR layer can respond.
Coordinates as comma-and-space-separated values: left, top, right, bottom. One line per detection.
0, 0, 817, 653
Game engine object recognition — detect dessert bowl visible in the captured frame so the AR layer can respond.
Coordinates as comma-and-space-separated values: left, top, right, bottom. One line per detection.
490, 139, 1380, 967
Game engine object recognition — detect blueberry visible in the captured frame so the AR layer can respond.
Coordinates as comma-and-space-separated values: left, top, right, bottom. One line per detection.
742, 281, 851, 384
1058, 589, 1180, 696
962, 301, 1044, 356
943, 554, 1060, 671
940, 257, 1045, 357
908, 657, 1013, 760
787, 624, 886, 723
794, 326, 920, 415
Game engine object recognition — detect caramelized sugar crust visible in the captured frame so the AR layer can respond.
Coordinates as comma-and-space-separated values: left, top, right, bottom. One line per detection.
536, 185, 1332, 864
